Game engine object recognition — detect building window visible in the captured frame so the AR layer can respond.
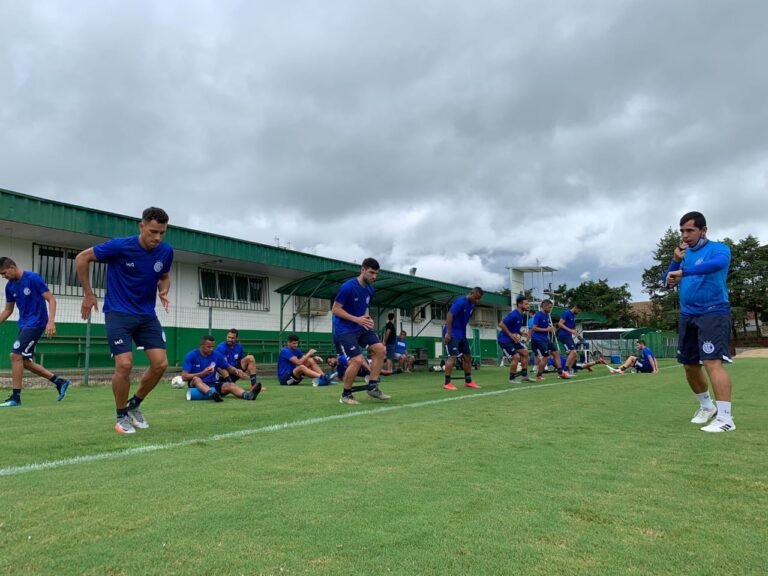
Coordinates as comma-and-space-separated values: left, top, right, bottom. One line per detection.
198, 268, 269, 311
33, 244, 107, 297
430, 303, 448, 321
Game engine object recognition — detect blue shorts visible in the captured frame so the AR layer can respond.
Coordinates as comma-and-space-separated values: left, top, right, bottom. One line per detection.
105, 312, 167, 356
532, 339, 557, 357
557, 335, 577, 351
677, 313, 732, 365
499, 340, 526, 356
385, 344, 397, 359
334, 330, 380, 359
279, 374, 303, 386
189, 379, 222, 393
634, 359, 654, 373
445, 337, 471, 357
12, 326, 45, 358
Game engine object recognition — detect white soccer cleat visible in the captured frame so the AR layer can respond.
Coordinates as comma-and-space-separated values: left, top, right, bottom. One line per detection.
700, 419, 735, 433
690, 406, 717, 424
606, 366, 623, 374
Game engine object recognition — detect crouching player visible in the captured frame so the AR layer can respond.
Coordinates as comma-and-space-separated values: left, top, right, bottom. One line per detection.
182, 335, 261, 401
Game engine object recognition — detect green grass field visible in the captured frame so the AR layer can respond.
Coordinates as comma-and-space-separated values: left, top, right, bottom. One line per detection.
1, 360, 766, 576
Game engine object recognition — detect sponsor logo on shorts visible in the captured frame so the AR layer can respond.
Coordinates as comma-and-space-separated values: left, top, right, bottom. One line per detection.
162, 331, 167, 342
702, 341, 715, 354
13, 340, 20, 349
114, 339, 124, 345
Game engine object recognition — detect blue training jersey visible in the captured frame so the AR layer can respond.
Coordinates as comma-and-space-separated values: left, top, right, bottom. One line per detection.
557, 309, 577, 339
278, 346, 303, 380
4, 271, 50, 329
531, 311, 552, 342
215, 342, 246, 366
665, 240, 730, 315
497, 309, 525, 344
442, 296, 475, 338
640, 347, 655, 363
395, 338, 407, 355
94, 236, 174, 316
182, 349, 230, 385
332, 277, 375, 336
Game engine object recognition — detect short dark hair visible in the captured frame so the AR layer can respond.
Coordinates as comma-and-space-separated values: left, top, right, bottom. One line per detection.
201, 335, 215, 343
361, 257, 380, 270
142, 207, 169, 224
287, 334, 300, 343
541, 298, 553, 306
636, 339, 646, 345
228, 328, 239, 336
680, 211, 706, 229
388, 312, 395, 320
0, 257, 17, 270
515, 294, 528, 304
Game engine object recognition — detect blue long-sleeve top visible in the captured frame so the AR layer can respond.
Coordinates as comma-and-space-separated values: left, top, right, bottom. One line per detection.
664, 240, 731, 315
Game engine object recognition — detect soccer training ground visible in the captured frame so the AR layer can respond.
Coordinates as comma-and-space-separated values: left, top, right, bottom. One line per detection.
1, 360, 766, 576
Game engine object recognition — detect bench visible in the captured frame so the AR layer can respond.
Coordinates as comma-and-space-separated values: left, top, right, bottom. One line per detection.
36, 334, 110, 368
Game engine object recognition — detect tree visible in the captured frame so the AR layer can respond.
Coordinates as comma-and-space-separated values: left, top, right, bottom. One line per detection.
641, 227, 681, 330
562, 279, 635, 328
727, 235, 768, 337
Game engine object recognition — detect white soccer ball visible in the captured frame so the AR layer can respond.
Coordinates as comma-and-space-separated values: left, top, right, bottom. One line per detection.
171, 375, 185, 389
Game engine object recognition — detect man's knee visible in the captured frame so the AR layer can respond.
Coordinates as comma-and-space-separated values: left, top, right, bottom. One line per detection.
114, 354, 134, 373
369, 343, 385, 356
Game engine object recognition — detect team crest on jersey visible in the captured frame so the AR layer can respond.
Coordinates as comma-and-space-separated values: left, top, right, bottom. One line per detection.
154, 261, 164, 273
366, 296, 370, 305
23, 288, 31, 295
696, 257, 704, 266
702, 341, 715, 354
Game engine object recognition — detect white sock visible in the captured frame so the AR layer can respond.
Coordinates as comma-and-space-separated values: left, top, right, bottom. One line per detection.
695, 392, 714, 410
715, 401, 732, 422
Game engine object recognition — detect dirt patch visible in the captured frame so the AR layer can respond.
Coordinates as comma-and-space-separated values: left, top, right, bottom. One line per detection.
734, 348, 768, 359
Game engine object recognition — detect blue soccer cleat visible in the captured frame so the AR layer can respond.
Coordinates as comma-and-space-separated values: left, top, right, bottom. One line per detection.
0, 396, 21, 408
56, 379, 72, 401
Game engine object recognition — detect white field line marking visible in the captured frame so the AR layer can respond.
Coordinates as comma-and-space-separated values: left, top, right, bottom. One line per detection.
1, 374, 619, 477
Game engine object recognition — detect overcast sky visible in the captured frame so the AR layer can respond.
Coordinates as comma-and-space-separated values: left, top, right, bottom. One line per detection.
2, 0, 767, 300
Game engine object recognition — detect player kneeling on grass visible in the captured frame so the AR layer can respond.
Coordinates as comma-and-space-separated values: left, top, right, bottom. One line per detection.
607, 340, 659, 374
181, 335, 261, 402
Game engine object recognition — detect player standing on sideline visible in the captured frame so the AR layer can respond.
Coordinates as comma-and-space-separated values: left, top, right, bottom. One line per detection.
0, 257, 72, 406
530, 299, 571, 381
497, 294, 533, 384
442, 287, 484, 390
75, 207, 173, 434
557, 304, 582, 375
665, 211, 735, 432
332, 257, 390, 405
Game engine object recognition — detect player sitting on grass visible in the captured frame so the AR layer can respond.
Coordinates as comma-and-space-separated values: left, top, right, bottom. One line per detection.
607, 340, 659, 374
277, 334, 326, 386
181, 335, 261, 401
